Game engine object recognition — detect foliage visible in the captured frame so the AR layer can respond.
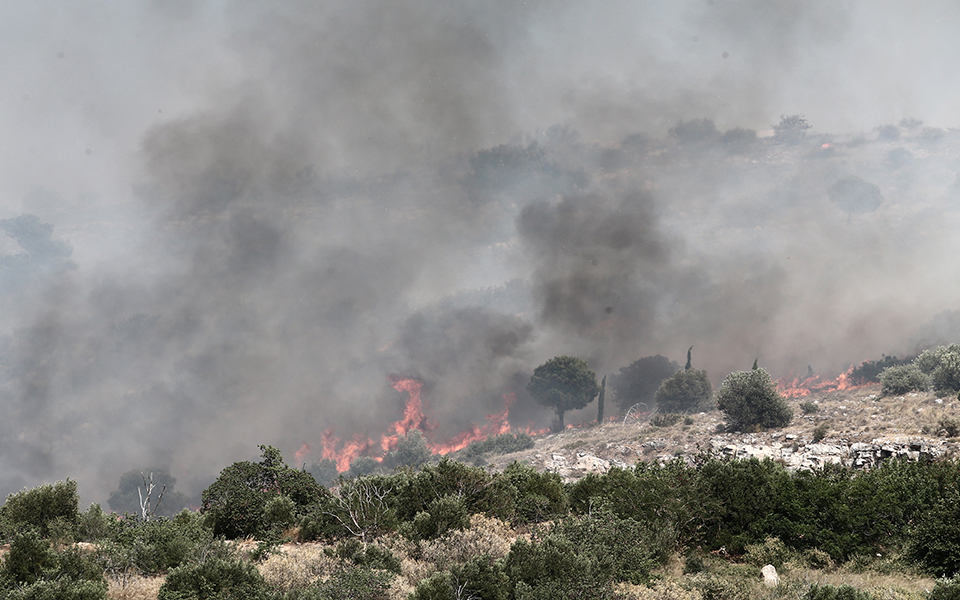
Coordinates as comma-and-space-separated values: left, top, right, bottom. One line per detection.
381, 430, 431, 471
654, 369, 713, 414
552, 510, 662, 584
879, 363, 929, 395
1, 479, 80, 539
609, 355, 679, 412
906, 489, 960, 576
800, 401, 819, 414
200, 445, 329, 539
501, 461, 567, 524
77, 504, 114, 542
930, 577, 960, 600
335, 539, 401, 574
395, 457, 514, 522
916, 345, 960, 392
743, 536, 790, 569
305, 458, 339, 488
527, 356, 600, 429
940, 418, 960, 438
456, 432, 535, 464
407, 495, 471, 541
828, 176, 883, 216
347, 456, 380, 479
813, 424, 829, 442
107, 469, 190, 518
99, 509, 216, 575
774, 114, 812, 144
669, 118, 720, 145
157, 555, 268, 600
851, 354, 913, 384
299, 566, 393, 600
716, 368, 793, 431
0, 528, 107, 600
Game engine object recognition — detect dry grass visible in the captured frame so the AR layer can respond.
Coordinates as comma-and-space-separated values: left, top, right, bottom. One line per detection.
258, 543, 340, 591
106, 574, 164, 600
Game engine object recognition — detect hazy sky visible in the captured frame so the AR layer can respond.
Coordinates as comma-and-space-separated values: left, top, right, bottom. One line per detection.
2, 1, 959, 504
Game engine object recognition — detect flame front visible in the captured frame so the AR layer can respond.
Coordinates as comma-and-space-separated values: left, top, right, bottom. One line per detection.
311, 380, 540, 472
776, 365, 865, 398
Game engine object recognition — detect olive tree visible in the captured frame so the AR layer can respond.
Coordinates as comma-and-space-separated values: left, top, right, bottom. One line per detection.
527, 356, 599, 430
716, 368, 793, 431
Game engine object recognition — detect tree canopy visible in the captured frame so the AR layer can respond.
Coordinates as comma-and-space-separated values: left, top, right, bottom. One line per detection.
527, 356, 599, 430
716, 368, 793, 431
609, 355, 679, 412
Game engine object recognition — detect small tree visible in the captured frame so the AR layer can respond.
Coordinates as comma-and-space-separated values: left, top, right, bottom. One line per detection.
527, 356, 600, 430
654, 369, 713, 413
609, 355, 679, 413
773, 114, 811, 145
716, 368, 793, 431
108, 469, 189, 518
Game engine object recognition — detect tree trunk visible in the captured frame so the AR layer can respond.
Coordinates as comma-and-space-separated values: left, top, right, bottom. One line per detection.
556, 409, 565, 431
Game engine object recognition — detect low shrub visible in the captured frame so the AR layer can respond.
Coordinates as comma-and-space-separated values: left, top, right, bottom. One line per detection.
813, 424, 829, 442
800, 402, 819, 414
880, 364, 929, 395
804, 583, 873, 600
650, 413, 682, 428
157, 556, 268, 600
1, 479, 80, 539
743, 536, 790, 569
654, 369, 713, 414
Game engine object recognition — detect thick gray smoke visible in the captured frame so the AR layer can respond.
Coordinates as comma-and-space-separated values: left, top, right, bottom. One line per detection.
2, 1, 960, 505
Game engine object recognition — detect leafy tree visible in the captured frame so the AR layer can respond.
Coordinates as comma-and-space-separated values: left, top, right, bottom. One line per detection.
108, 469, 190, 518
906, 488, 960, 577
527, 356, 600, 430
828, 176, 883, 217
716, 368, 793, 431
773, 114, 811, 145
306, 458, 339, 488
916, 344, 960, 393
1, 479, 80, 539
609, 355, 679, 413
654, 368, 713, 413
200, 445, 329, 539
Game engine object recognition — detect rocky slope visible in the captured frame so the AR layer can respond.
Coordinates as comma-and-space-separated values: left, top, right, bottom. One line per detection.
484, 383, 960, 481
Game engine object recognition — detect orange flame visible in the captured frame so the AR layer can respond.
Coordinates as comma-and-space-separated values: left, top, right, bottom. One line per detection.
311, 380, 543, 472
776, 365, 866, 398
294, 443, 311, 467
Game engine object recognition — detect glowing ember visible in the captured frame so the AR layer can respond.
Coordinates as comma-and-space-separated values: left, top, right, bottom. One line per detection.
776, 365, 866, 398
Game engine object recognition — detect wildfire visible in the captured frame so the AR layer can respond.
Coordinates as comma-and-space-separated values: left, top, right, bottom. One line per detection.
776, 365, 866, 398
312, 379, 540, 472
294, 443, 311, 467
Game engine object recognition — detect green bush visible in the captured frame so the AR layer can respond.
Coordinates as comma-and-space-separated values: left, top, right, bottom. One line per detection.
879, 363, 929, 395
101, 510, 214, 575
1, 479, 80, 539
456, 433, 535, 463
335, 539, 401, 574
77, 504, 114, 542
716, 368, 793, 431
744, 536, 790, 568
200, 445, 329, 539
304, 566, 392, 600
395, 457, 514, 522
305, 458, 339, 488
2, 579, 108, 600
347, 456, 380, 479
813, 424, 829, 442
1, 528, 58, 585
551, 511, 662, 584
906, 489, 960, 576
654, 369, 713, 414
408, 495, 471, 541
501, 462, 567, 524
913, 345, 960, 393
800, 401, 819, 414
930, 577, 960, 600
157, 556, 268, 600
940, 418, 960, 438
0, 528, 107, 600
504, 536, 596, 595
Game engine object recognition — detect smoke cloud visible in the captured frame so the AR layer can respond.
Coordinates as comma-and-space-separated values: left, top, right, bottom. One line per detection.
2, 1, 960, 504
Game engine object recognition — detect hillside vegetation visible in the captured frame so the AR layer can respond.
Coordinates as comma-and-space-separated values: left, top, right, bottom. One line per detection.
3, 382, 960, 600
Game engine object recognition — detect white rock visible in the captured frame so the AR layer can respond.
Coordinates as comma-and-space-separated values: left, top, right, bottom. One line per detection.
761, 564, 780, 587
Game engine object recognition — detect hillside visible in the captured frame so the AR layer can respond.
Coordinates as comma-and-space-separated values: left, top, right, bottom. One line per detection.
483, 383, 959, 480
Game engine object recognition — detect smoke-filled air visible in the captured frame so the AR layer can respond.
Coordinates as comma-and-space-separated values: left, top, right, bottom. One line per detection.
3, 1, 960, 504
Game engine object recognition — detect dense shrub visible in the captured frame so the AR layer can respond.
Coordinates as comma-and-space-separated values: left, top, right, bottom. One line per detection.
716, 368, 793, 431
320, 474, 399, 542
201, 445, 329, 539
916, 345, 960, 392
501, 461, 567, 524
906, 489, 960, 576
654, 368, 713, 413
650, 413, 682, 427
851, 355, 913, 384
609, 355, 680, 412
552, 511, 662, 584
102, 509, 215, 575
407, 495, 471, 541
879, 363, 929, 395
335, 539, 401, 574
930, 577, 960, 600
157, 556, 268, 600
1, 479, 80, 539
0, 528, 107, 600
395, 458, 514, 522
805, 583, 873, 600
